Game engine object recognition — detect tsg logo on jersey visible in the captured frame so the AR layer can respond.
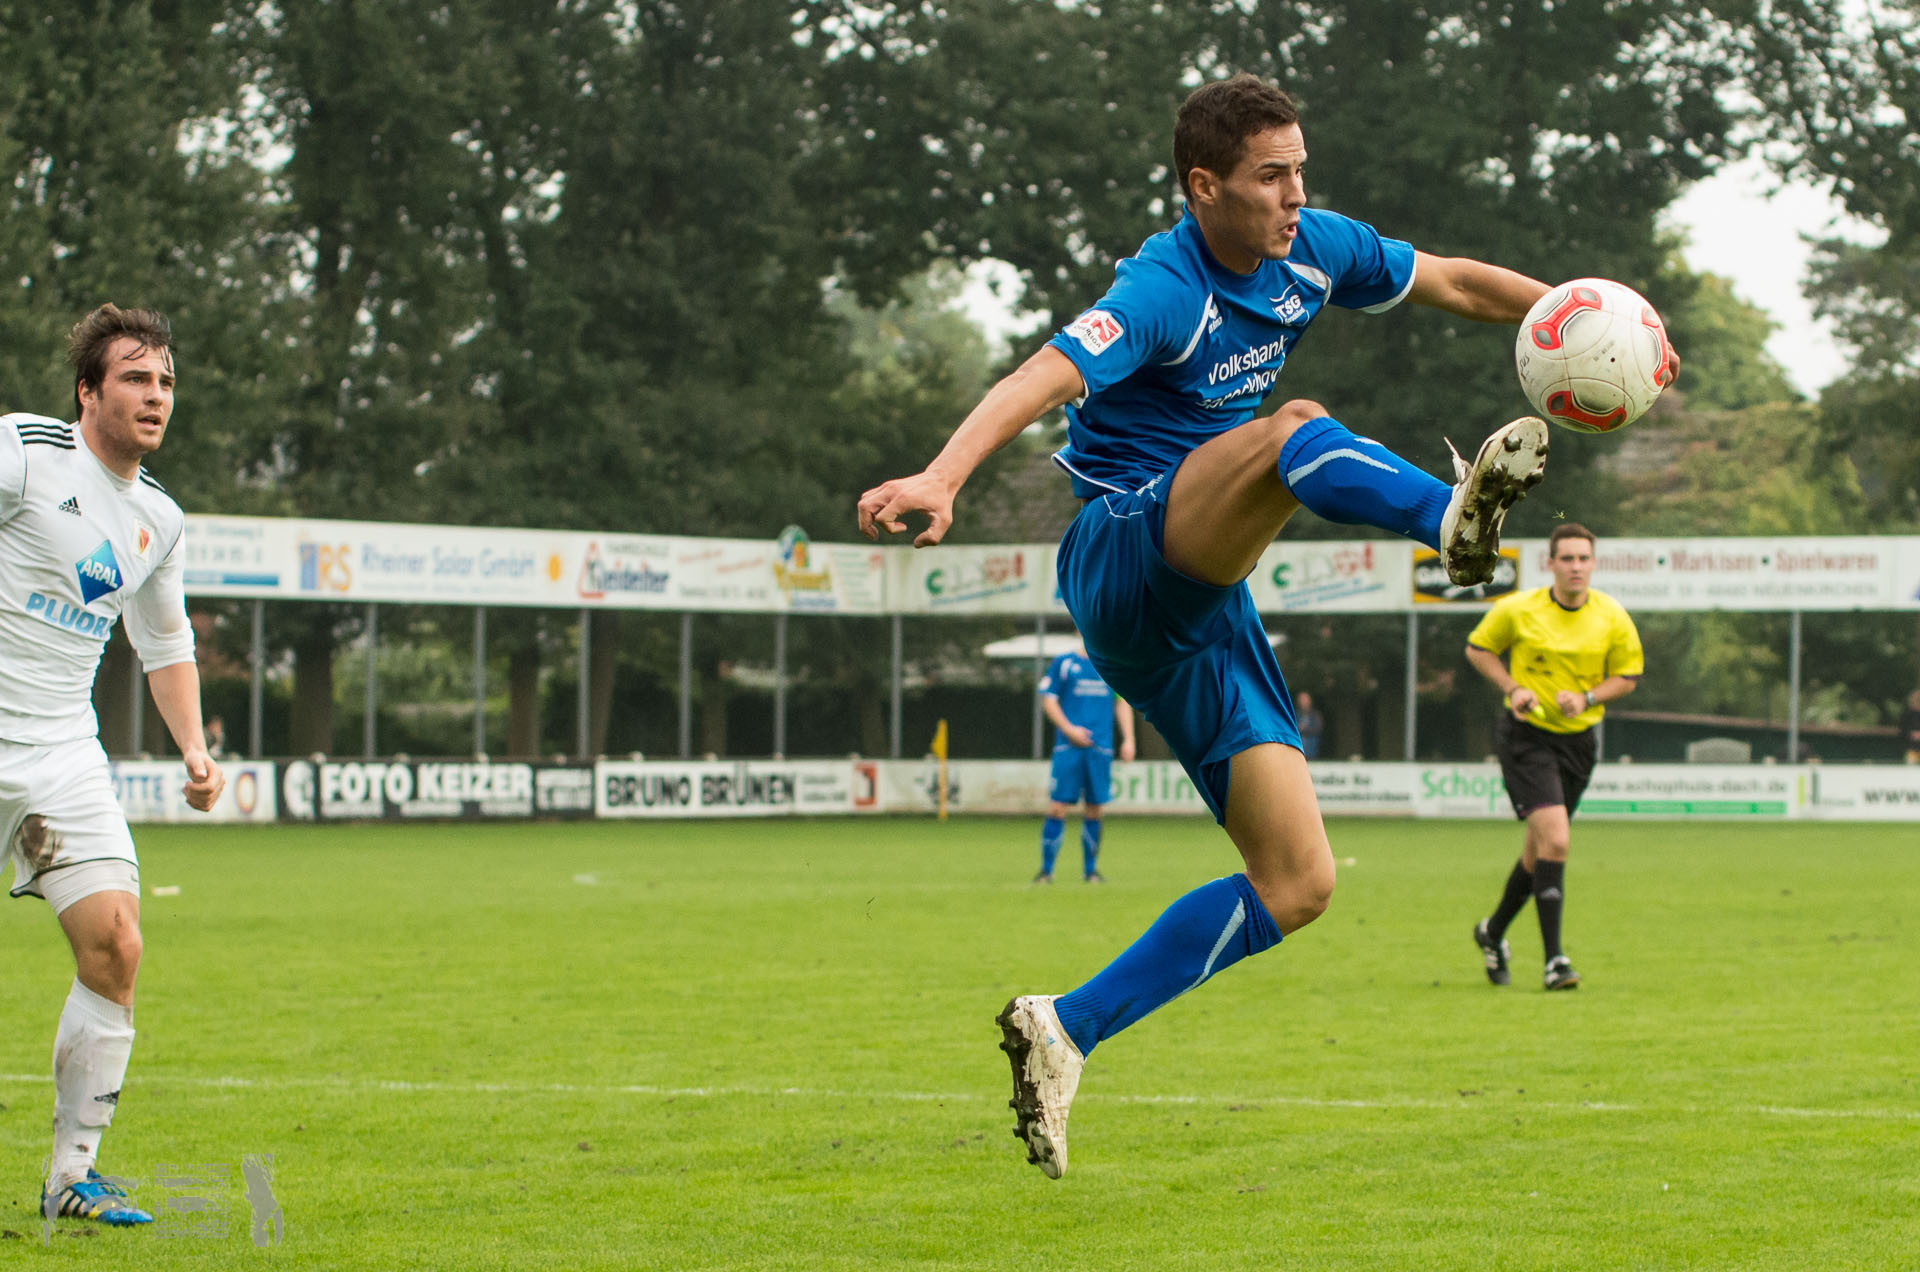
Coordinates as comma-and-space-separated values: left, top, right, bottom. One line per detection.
1066, 309, 1124, 356
1268, 285, 1310, 325
75, 540, 124, 605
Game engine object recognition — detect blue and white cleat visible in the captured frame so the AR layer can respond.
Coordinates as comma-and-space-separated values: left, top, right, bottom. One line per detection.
996, 994, 1085, 1179
42, 1169, 153, 1226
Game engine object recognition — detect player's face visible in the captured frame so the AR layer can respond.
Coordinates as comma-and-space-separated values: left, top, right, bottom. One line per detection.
1194, 124, 1307, 272
1549, 539, 1594, 602
79, 337, 174, 469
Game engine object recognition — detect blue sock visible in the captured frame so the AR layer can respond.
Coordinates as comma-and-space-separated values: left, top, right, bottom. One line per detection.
1039, 818, 1063, 875
1081, 820, 1102, 876
1278, 415, 1450, 549
1052, 873, 1283, 1056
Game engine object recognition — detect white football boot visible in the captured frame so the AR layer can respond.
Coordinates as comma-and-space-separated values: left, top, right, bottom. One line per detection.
1439, 417, 1550, 585
995, 995, 1085, 1179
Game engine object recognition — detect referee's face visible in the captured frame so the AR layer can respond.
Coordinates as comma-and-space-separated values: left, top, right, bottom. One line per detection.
1549, 538, 1594, 605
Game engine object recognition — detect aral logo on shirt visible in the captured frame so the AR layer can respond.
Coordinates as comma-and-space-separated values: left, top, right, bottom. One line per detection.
1066, 309, 1124, 355
75, 540, 123, 604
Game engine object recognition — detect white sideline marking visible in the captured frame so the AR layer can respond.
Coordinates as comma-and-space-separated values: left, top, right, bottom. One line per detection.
0, 1072, 1913, 1123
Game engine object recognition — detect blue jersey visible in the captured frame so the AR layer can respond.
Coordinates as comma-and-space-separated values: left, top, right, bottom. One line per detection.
1046, 207, 1416, 499
1039, 651, 1115, 749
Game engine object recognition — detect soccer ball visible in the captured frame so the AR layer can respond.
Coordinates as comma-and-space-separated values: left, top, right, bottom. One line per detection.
1514, 278, 1674, 433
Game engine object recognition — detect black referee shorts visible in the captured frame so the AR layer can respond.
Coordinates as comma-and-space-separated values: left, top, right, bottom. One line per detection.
1494, 712, 1598, 820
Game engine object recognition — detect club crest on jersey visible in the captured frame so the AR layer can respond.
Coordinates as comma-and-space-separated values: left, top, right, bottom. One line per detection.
1268, 285, 1309, 325
75, 540, 123, 604
135, 524, 152, 558
1066, 309, 1124, 356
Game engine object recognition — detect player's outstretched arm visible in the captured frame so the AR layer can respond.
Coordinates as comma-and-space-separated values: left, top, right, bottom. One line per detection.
1115, 698, 1137, 763
146, 661, 226, 812
1412, 253, 1683, 383
857, 346, 1083, 548
1408, 252, 1551, 325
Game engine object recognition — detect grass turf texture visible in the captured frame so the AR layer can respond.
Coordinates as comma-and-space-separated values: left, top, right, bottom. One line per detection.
0, 816, 1913, 1269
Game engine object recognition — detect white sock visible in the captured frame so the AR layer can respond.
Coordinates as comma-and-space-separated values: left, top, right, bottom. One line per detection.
48, 978, 134, 1193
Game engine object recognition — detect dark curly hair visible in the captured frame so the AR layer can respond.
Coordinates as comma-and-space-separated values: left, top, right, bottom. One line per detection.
1173, 74, 1300, 200
67, 303, 174, 417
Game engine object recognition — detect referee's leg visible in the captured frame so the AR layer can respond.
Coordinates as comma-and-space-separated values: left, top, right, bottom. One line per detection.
1523, 804, 1573, 982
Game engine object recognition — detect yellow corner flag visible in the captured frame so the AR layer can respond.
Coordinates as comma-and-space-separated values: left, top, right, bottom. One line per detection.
931, 719, 949, 820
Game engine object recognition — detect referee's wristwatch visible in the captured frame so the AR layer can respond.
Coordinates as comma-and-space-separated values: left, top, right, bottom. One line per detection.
1583, 689, 1598, 708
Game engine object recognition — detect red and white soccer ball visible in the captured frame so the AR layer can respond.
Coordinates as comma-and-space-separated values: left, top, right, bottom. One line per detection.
1514, 278, 1674, 434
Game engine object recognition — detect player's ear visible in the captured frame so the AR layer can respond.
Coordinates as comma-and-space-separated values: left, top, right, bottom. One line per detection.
1186, 166, 1220, 206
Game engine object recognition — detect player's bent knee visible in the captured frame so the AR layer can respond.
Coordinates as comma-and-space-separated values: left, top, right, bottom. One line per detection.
1247, 857, 1335, 934
1268, 399, 1329, 443
1246, 399, 1328, 456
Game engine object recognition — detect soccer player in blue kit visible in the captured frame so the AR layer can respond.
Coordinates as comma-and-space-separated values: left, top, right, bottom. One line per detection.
1035, 641, 1135, 884
859, 74, 1677, 1178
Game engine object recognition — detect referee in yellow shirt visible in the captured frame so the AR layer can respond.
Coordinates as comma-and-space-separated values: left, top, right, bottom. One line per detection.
1465, 523, 1643, 990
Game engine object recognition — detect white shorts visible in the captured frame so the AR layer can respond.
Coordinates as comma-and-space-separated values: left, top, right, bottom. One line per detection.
0, 736, 138, 908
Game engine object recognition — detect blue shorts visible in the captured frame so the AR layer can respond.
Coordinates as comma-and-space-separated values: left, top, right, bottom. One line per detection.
1055, 464, 1300, 825
1049, 744, 1114, 806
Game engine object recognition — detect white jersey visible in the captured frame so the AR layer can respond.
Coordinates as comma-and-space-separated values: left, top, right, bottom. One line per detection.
0, 413, 194, 745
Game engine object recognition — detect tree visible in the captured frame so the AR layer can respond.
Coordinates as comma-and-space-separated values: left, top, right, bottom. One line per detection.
1744, 0, 1920, 524
0, 1, 276, 507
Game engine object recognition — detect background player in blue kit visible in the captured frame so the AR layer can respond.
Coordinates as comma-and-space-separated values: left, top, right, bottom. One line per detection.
858, 73, 1678, 1178
1035, 642, 1136, 884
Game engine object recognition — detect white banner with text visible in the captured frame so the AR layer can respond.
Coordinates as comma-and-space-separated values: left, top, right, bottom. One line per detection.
179, 514, 1920, 615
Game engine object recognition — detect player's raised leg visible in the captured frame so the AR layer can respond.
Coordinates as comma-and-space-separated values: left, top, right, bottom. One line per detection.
1160, 398, 1546, 588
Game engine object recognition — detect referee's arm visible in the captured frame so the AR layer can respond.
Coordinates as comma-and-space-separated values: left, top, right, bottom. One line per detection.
1576, 673, 1640, 711
1465, 643, 1537, 720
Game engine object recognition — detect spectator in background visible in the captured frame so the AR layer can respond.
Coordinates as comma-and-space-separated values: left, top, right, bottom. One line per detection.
1903, 688, 1920, 765
1294, 691, 1324, 760
204, 715, 227, 760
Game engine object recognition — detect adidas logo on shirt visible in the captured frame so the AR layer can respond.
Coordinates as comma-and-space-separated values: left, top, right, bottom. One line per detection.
57, 496, 81, 516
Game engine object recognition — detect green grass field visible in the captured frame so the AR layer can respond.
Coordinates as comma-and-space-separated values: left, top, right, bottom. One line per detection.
0, 815, 1914, 1269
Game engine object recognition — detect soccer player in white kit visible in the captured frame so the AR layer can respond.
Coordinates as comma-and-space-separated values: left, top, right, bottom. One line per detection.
1, 304, 225, 1226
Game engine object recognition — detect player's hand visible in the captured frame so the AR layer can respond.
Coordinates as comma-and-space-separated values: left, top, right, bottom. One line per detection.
1119, 739, 1136, 763
182, 748, 225, 813
857, 470, 957, 548
1066, 725, 1094, 749
1555, 690, 1586, 718
1663, 344, 1682, 386
1507, 687, 1539, 720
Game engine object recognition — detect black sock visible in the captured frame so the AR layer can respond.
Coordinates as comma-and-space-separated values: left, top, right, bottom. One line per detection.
1487, 859, 1533, 941
1533, 859, 1566, 961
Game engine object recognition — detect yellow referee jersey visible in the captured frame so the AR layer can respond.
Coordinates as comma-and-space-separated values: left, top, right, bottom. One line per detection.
1468, 587, 1644, 734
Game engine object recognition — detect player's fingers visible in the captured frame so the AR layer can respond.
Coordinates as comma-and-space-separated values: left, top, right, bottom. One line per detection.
911, 509, 950, 548
855, 485, 893, 539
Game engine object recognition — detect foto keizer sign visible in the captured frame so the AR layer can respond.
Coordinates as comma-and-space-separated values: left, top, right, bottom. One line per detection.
278, 759, 569, 820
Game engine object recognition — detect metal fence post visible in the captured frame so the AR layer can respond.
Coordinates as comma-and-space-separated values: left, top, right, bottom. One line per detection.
249, 599, 265, 759
363, 603, 378, 758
